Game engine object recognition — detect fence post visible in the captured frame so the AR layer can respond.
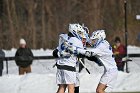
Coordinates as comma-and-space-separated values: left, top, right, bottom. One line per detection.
124, 0, 129, 73
6, 58, 8, 74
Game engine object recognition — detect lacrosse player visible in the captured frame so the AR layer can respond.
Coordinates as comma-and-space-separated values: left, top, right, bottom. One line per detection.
53, 23, 85, 93
68, 30, 118, 93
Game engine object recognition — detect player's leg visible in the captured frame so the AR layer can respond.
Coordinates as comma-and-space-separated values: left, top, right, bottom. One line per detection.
0, 70, 2, 76
96, 83, 107, 93
74, 86, 79, 93
74, 72, 80, 93
97, 68, 118, 93
57, 84, 67, 93
67, 84, 75, 93
56, 69, 68, 93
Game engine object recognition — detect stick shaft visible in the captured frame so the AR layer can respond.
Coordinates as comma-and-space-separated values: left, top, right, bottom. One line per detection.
78, 58, 90, 74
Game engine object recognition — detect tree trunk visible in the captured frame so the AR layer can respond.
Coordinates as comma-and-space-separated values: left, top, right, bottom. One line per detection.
11, 0, 19, 47
25, 0, 37, 48
41, 0, 46, 48
5, 0, 15, 48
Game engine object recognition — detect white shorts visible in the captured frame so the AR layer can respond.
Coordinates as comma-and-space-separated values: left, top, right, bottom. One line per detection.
75, 72, 80, 87
56, 69, 76, 85
100, 68, 118, 88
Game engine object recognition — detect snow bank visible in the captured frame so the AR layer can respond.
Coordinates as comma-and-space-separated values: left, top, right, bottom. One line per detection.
1, 58, 140, 93
0, 74, 57, 93
128, 45, 140, 54
0, 45, 140, 93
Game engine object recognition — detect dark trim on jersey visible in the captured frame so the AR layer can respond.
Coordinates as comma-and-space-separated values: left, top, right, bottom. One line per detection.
56, 63, 76, 72
68, 32, 75, 37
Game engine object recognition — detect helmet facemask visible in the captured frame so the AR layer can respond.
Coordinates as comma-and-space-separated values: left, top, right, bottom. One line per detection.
90, 30, 106, 47
77, 30, 86, 39
69, 24, 86, 40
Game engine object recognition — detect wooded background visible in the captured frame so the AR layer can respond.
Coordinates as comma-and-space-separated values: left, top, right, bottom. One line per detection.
0, 0, 140, 49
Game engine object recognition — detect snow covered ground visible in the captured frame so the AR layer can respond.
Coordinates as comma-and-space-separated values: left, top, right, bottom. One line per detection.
0, 45, 140, 93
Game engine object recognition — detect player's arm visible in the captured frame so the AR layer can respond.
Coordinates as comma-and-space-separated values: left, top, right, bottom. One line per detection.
77, 48, 102, 57
53, 47, 71, 58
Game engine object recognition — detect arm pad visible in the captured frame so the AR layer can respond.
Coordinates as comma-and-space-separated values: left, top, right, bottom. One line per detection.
53, 49, 59, 58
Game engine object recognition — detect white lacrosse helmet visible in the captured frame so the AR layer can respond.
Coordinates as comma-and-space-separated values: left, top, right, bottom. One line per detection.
90, 30, 106, 40
69, 24, 86, 40
90, 30, 106, 46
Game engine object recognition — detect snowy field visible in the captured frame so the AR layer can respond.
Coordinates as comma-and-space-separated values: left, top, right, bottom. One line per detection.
0, 45, 140, 93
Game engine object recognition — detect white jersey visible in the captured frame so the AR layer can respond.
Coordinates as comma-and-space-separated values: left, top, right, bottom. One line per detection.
78, 40, 118, 88
56, 34, 83, 67
79, 40, 117, 70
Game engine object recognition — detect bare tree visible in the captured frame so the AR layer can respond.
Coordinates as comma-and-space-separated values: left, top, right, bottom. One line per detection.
5, 0, 15, 47
1, 0, 140, 49
24, 0, 37, 48
41, 0, 46, 48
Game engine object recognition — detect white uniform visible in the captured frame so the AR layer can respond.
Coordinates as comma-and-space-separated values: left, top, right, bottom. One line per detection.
78, 40, 118, 88
56, 34, 83, 85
